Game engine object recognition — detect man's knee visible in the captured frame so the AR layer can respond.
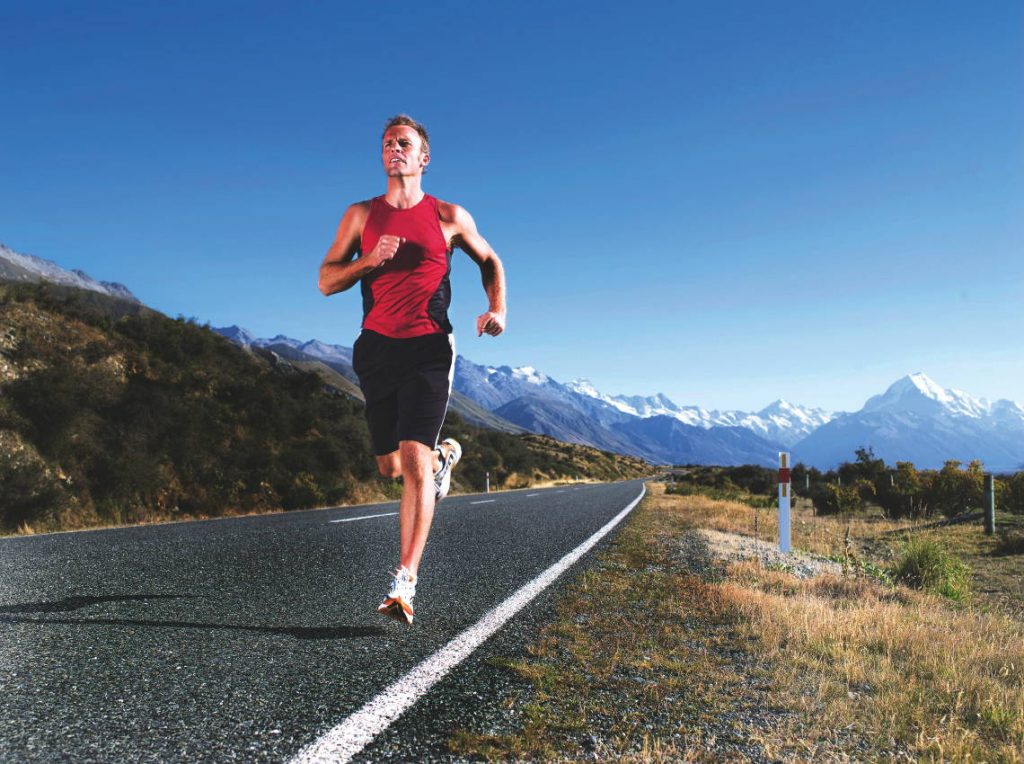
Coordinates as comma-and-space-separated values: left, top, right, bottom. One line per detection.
376, 453, 401, 478
398, 440, 433, 482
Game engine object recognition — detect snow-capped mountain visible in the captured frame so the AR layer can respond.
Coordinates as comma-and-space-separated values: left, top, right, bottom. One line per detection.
454, 358, 568, 411
214, 325, 258, 347
0, 243, 140, 303
456, 358, 803, 465
740, 400, 836, 447
566, 380, 833, 447
566, 380, 664, 417
794, 373, 1024, 471
862, 372, 989, 418
218, 327, 354, 366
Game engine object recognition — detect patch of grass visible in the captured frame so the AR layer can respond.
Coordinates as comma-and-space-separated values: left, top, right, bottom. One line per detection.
666, 481, 775, 508
890, 537, 972, 600
825, 553, 894, 586
453, 482, 1024, 761
994, 528, 1024, 557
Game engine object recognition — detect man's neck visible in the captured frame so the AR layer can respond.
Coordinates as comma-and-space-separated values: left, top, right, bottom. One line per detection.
384, 177, 425, 209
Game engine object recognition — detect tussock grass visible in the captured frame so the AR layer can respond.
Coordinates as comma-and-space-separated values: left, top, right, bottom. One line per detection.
995, 529, 1024, 557
890, 537, 972, 600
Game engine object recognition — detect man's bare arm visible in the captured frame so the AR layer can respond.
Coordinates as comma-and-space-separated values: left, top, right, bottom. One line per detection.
317, 203, 404, 296
449, 204, 506, 337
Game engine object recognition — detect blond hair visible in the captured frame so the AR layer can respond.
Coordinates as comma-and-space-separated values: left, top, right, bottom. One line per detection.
382, 114, 430, 156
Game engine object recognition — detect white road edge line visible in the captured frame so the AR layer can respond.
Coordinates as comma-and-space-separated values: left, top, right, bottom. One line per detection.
329, 512, 398, 524
291, 483, 647, 764
470, 499, 496, 505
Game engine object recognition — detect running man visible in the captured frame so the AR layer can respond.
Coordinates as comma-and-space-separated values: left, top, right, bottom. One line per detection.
317, 115, 507, 625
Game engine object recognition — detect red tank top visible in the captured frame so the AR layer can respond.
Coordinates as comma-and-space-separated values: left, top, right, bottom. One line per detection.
359, 194, 453, 338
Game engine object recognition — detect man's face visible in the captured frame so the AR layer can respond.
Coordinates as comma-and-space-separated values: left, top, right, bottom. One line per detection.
382, 126, 429, 177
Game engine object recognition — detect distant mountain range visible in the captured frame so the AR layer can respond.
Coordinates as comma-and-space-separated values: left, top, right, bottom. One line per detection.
793, 373, 1024, 473
214, 326, 1024, 472
3, 242, 1022, 472
1, 242, 140, 304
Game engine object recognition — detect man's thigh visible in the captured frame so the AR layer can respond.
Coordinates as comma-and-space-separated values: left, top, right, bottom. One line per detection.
395, 337, 454, 449
353, 331, 402, 455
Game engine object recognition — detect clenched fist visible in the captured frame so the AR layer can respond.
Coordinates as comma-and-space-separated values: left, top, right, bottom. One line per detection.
476, 310, 506, 337
368, 235, 404, 268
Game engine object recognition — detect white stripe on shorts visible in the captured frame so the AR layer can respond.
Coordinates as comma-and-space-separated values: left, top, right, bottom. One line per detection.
433, 333, 456, 449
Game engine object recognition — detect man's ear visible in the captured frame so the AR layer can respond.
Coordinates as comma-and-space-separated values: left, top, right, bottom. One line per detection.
421, 153, 430, 170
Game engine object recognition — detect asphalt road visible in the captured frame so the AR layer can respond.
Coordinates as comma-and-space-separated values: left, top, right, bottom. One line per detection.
0, 480, 646, 762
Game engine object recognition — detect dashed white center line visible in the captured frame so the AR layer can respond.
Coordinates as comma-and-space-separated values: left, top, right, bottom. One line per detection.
291, 484, 647, 764
330, 512, 398, 523
470, 499, 496, 505
526, 493, 540, 497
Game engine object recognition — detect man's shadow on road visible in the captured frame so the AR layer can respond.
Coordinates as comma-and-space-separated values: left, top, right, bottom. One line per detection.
0, 594, 387, 639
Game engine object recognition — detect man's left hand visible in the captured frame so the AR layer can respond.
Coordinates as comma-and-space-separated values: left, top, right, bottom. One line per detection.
476, 310, 506, 337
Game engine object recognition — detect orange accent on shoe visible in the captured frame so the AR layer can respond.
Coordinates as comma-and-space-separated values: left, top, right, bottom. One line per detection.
377, 597, 414, 625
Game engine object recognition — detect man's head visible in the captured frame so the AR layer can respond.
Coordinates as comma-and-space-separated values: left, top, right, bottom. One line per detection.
382, 114, 430, 177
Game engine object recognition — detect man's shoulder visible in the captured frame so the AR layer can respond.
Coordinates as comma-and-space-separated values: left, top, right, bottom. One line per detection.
349, 198, 375, 214
434, 197, 471, 225
340, 198, 375, 225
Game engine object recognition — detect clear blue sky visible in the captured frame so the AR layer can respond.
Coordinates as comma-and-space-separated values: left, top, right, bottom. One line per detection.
3, 1, 1022, 412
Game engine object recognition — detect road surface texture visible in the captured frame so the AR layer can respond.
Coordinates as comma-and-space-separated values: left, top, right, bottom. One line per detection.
0, 480, 646, 762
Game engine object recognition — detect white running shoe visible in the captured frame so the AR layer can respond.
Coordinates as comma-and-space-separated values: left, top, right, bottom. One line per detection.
433, 438, 462, 502
378, 566, 416, 625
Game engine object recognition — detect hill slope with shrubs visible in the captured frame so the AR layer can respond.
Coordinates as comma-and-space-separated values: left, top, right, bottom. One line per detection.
0, 282, 650, 534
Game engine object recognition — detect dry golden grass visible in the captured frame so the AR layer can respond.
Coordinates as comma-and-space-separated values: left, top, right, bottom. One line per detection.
455, 482, 1024, 761
722, 575, 1024, 761
654, 482, 1024, 762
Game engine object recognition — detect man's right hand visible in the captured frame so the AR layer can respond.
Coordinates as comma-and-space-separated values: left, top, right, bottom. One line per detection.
367, 235, 405, 268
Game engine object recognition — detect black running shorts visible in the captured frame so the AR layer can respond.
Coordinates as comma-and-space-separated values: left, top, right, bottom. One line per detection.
352, 329, 455, 456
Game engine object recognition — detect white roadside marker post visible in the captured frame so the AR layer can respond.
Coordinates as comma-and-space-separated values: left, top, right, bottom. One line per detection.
778, 452, 792, 554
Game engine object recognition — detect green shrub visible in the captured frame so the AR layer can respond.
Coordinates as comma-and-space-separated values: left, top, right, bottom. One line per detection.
890, 538, 971, 600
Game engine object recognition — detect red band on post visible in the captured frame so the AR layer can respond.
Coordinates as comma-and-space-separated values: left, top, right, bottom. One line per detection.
778, 468, 791, 484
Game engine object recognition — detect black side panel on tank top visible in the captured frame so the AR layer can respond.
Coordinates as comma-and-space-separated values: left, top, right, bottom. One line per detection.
426, 250, 454, 334
360, 274, 374, 323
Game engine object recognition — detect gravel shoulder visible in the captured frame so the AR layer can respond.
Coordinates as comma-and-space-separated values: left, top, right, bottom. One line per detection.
697, 528, 843, 579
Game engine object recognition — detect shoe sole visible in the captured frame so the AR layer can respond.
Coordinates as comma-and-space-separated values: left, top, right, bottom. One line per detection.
377, 597, 414, 625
